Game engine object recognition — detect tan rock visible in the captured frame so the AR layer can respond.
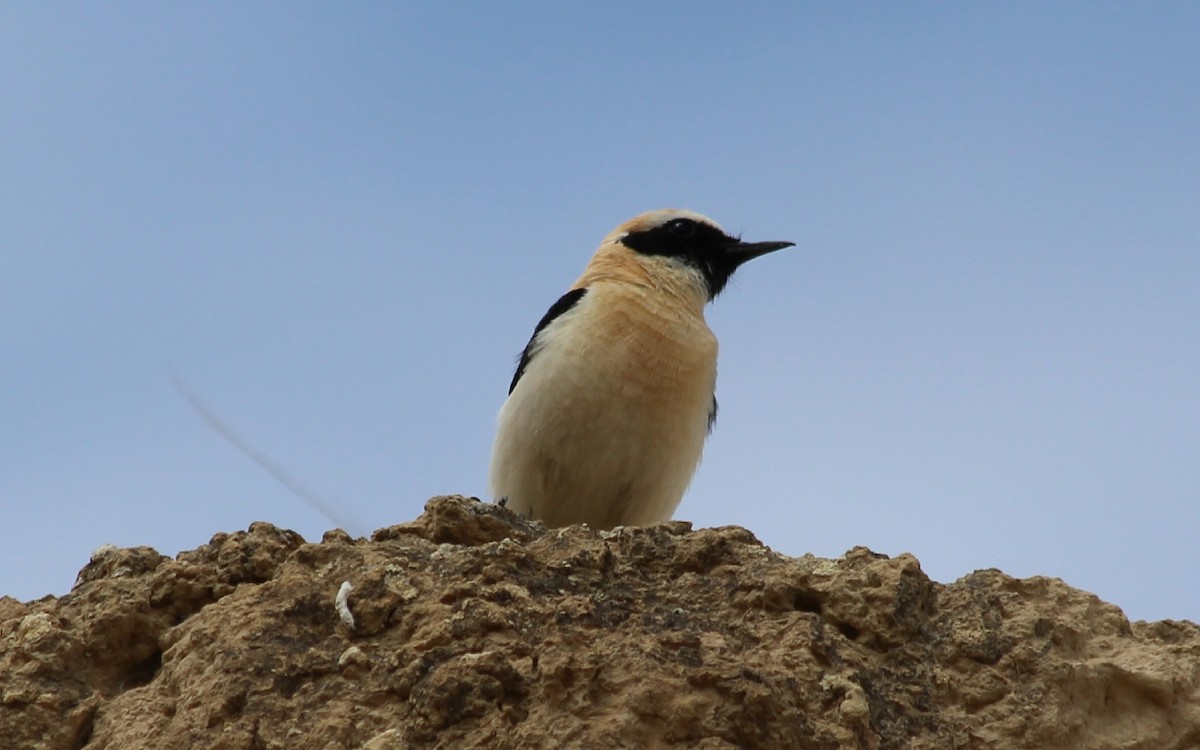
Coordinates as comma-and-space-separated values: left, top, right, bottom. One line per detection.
1, 495, 1196, 749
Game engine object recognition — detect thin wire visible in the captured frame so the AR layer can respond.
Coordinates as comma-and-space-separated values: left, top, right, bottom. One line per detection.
166, 369, 365, 537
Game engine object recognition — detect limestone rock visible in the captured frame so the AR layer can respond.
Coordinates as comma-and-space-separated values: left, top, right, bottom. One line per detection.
1, 495, 1197, 749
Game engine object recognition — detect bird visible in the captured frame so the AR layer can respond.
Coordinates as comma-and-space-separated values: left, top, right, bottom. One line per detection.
489, 209, 793, 530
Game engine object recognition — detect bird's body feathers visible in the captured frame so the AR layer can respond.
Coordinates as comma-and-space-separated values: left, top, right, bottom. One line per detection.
489, 209, 791, 529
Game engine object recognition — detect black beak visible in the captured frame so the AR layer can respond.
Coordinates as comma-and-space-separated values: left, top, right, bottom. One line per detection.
725, 239, 795, 264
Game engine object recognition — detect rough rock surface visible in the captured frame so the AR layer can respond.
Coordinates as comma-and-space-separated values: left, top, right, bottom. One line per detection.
2, 495, 1198, 749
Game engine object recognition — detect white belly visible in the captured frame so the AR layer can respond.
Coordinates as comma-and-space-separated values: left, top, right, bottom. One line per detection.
488, 292, 717, 529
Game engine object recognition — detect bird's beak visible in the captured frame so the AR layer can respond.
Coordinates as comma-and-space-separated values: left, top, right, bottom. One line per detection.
725, 240, 795, 264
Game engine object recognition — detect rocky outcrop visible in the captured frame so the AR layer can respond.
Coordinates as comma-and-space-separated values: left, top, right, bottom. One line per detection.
2, 495, 1197, 749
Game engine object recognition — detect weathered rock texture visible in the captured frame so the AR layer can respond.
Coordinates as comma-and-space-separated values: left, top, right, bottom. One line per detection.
2, 495, 1198, 749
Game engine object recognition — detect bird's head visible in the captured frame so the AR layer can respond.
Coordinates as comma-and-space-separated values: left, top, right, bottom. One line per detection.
603, 209, 794, 300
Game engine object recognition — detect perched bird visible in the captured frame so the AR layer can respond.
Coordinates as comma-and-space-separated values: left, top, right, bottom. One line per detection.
489, 209, 793, 529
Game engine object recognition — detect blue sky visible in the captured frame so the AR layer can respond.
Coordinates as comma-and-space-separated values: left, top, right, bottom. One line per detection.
2, 4, 1197, 622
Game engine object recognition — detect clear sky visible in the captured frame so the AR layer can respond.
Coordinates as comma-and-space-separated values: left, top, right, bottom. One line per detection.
2, 4, 1197, 622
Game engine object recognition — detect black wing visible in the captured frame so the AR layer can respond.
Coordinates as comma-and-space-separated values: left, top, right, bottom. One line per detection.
707, 394, 718, 433
508, 288, 588, 394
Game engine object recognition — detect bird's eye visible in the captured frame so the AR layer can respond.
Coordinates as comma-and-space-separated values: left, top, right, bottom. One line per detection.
667, 219, 695, 238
